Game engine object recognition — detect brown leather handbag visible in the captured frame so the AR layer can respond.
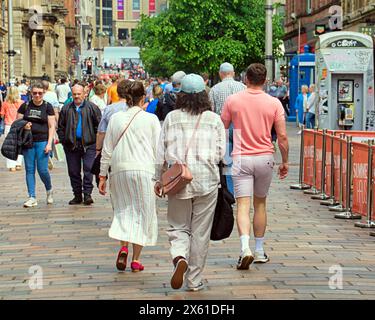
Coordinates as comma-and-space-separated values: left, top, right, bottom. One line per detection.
161, 113, 203, 196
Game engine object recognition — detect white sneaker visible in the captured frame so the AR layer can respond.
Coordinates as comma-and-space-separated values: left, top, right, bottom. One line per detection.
47, 190, 54, 205
187, 282, 204, 292
254, 251, 270, 263
297, 130, 302, 135
236, 248, 254, 270
24, 197, 38, 208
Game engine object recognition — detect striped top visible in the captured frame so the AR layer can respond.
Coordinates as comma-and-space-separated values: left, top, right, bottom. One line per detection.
155, 109, 226, 199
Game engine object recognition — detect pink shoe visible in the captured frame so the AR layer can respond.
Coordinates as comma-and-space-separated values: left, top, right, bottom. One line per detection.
131, 261, 145, 272
116, 246, 128, 271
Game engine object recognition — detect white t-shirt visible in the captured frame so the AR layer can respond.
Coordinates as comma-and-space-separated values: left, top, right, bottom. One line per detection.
18, 84, 28, 95
90, 95, 107, 113
43, 91, 60, 109
56, 83, 71, 103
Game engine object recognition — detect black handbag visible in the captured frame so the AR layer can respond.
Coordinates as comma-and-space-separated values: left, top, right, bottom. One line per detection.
210, 163, 235, 241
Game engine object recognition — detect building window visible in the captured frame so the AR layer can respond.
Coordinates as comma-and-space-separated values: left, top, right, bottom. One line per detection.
133, 0, 140, 11
117, 0, 125, 20
306, 0, 312, 14
118, 28, 129, 40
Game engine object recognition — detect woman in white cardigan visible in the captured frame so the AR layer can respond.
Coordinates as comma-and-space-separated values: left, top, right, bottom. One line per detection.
99, 81, 161, 272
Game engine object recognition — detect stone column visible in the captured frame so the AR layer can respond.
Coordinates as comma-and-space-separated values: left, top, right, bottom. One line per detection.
43, 28, 55, 80
12, 8, 24, 80
31, 31, 44, 78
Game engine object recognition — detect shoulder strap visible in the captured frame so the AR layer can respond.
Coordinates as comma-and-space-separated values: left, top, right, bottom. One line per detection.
184, 112, 203, 163
113, 109, 142, 150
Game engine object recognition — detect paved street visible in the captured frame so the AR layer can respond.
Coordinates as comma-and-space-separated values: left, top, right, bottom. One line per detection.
1, 123, 375, 300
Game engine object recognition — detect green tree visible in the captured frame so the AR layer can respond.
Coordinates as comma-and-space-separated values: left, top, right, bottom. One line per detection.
133, 0, 284, 77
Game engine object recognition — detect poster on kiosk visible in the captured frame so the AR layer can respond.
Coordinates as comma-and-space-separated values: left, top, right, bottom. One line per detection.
315, 31, 375, 131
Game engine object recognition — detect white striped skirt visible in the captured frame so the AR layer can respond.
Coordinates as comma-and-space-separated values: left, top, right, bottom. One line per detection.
108, 170, 158, 247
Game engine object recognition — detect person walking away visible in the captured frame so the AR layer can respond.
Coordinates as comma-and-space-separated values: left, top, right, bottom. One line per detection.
18, 80, 29, 103
57, 83, 102, 205
96, 80, 131, 155
90, 83, 107, 114
306, 84, 317, 129
107, 75, 121, 105
146, 85, 163, 114
295, 85, 309, 134
209, 62, 246, 196
154, 74, 226, 292
221, 63, 289, 269
56, 78, 72, 110
98, 81, 161, 272
1, 86, 24, 171
0, 81, 7, 101
275, 79, 290, 116
17, 82, 55, 207
155, 71, 186, 122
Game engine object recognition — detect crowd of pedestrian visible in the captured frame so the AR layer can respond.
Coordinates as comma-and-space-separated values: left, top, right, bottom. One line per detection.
0, 62, 291, 292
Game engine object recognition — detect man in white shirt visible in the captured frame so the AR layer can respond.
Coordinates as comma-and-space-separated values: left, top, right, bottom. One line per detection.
42, 80, 60, 122
306, 84, 318, 129
55, 77, 72, 108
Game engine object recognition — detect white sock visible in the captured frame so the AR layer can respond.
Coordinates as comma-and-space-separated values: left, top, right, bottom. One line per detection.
255, 237, 264, 253
240, 235, 250, 253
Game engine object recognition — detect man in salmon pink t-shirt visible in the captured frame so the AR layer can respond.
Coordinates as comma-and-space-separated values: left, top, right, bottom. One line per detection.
221, 63, 289, 270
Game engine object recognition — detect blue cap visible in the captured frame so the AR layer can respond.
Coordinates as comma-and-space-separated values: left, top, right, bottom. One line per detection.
181, 74, 206, 94
219, 62, 234, 73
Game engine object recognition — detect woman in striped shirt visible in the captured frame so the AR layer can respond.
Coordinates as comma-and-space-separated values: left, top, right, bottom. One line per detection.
154, 74, 226, 291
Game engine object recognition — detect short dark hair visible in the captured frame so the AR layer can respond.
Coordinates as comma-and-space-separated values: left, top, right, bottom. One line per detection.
246, 63, 267, 86
117, 79, 132, 99
175, 91, 211, 116
31, 82, 44, 91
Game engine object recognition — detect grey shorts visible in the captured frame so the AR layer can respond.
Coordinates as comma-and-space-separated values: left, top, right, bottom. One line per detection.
232, 155, 275, 198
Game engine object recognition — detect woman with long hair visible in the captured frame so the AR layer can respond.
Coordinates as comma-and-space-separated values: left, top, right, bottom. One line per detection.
99, 81, 161, 272
154, 74, 226, 291
1, 86, 24, 171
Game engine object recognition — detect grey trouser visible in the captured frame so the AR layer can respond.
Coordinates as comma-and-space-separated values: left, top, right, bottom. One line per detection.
167, 189, 218, 288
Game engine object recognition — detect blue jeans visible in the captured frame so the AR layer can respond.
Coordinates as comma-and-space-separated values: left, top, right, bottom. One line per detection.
306, 112, 315, 129
23, 141, 52, 198
224, 124, 234, 196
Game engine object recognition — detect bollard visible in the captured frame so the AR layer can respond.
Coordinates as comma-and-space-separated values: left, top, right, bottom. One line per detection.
355, 140, 375, 228
290, 126, 311, 190
312, 129, 330, 200
329, 134, 346, 212
321, 133, 339, 206
304, 127, 320, 195
335, 136, 361, 219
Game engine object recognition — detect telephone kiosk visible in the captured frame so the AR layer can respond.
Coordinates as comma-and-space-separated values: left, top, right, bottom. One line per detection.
315, 31, 375, 131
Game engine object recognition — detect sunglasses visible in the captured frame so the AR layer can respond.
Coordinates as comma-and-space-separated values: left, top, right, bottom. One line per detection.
32, 92, 44, 96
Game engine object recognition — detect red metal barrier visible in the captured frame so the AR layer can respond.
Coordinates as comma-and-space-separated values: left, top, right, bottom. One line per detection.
302, 130, 315, 186
351, 142, 369, 217
342, 140, 348, 209
332, 136, 342, 202
314, 132, 324, 191
325, 135, 332, 197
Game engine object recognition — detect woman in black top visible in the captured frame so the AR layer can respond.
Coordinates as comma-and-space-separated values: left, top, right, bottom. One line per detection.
17, 82, 56, 208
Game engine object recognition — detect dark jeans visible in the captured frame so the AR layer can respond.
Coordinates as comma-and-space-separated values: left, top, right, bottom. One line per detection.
306, 112, 315, 129
64, 143, 96, 196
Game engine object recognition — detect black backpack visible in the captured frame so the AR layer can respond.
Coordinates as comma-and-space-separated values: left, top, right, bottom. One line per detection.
210, 163, 235, 241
